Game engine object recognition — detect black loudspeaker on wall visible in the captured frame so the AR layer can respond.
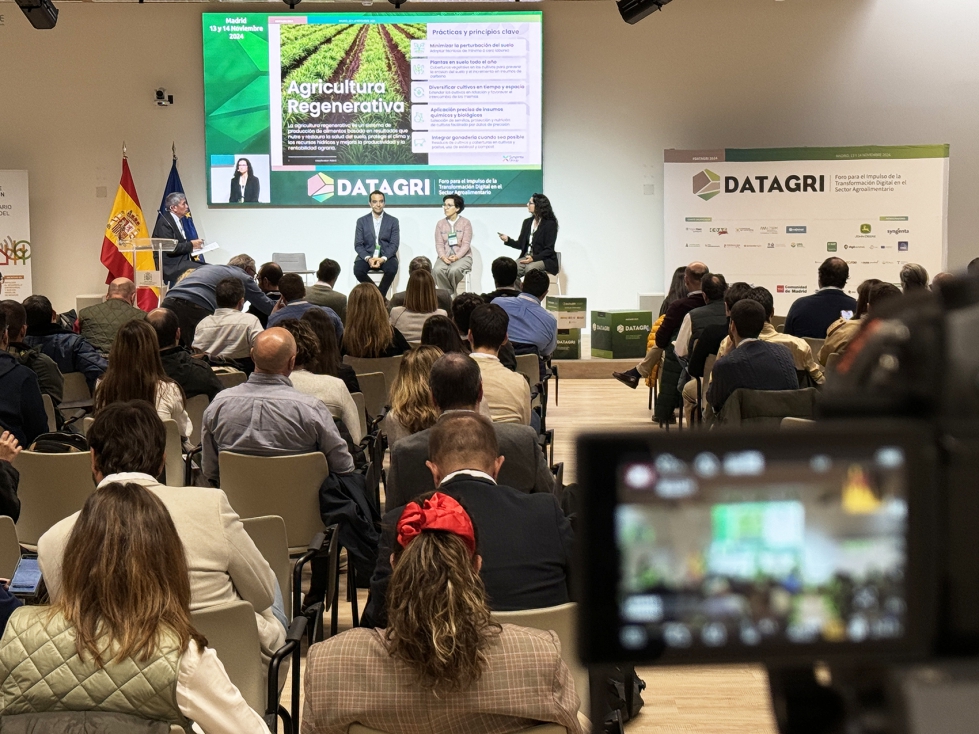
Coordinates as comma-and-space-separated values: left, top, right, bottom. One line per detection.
616, 0, 672, 25
15, 0, 58, 29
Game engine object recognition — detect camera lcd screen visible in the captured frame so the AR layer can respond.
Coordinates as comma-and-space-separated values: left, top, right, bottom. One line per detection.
576, 424, 936, 665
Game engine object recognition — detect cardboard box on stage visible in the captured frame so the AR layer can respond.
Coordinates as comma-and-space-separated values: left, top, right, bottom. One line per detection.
553, 329, 581, 360
591, 310, 652, 359
545, 296, 586, 329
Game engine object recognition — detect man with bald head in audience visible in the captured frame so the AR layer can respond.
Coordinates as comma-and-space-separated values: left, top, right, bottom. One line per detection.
78, 278, 147, 356
200, 327, 354, 484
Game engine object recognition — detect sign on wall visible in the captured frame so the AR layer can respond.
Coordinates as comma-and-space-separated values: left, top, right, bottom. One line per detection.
664, 146, 949, 314
0, 171, 33, 300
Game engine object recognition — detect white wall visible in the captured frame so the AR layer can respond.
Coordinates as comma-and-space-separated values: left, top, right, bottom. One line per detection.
1, 0, 978, 312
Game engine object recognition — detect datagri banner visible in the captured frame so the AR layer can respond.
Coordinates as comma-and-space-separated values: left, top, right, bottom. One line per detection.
663, 146, 949, 314
0, 171, 33, 300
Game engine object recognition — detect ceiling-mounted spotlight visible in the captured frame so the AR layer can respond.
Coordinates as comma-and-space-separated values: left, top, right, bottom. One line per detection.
283, 0, 301, 9
616, 0, 671, 25
388, 0, 406, 8
15, 0, 58, 29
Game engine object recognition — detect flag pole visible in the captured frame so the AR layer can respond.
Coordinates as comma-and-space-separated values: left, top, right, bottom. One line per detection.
172, 141, 177, 162
122, 141, 127, 159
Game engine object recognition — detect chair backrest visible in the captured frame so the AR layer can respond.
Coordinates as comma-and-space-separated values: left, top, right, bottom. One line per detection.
781, 417, 816, 428
219, 451, 328, 552
826, 352, 841, 371
75, 295, 104, 313
0, 516, 21, 579
770, 315, 787, 330
355, 372, 387, 420
185, 394, 209, 447
12, 451, 97, 547
350, 392, 369, 440
191, 601, 265, 714
41, 394, 57, 432
272, 252, 309, 272
162, 419, 184, 488
241, 515, 292, 620
515, 354, 541, 388
62, 372, 91, 403
216, 370, 247, 389
717, 387, 819, 427
803, 337, 825, 356
703, 354, 718, 383
342, 355, 403, 396
491, 602, 588, 721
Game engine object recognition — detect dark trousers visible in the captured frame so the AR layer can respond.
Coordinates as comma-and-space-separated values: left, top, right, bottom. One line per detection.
353, 256, 399, 298
160, 297, 212, 347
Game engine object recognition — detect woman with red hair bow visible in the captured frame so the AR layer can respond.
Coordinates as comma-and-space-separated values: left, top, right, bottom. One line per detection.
301, 492, 582, 734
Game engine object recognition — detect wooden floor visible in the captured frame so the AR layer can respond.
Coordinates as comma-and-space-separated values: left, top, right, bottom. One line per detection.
284, 379, 778, 734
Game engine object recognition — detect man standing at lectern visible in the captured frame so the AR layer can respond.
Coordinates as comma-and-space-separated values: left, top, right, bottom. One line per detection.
353, 190, 400, 298
152, 192, 204, 286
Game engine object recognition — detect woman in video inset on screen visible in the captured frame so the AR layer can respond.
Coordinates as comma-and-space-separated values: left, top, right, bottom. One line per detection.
498, 193, 559, 279
229, 157, 260, 203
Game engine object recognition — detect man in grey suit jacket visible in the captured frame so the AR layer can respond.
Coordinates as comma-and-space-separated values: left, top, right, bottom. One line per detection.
385, 352, 555, 511
353, 190, 400, 297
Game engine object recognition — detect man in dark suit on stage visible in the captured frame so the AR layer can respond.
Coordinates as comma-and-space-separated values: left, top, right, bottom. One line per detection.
361, 410, 573, 628
151, 192, 204, 287
385, 352, 555, 511
353, 190, 400, 298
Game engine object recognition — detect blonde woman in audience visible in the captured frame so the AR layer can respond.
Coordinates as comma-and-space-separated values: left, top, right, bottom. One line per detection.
278, 318, 362, 444
384, 345, 443, 445
342, 283, 411, 359
389, 269, 447, 343
0, 482, 268, 733
94, 318, 191, 441
302, 492, 582, 734
819, 278, 880, 365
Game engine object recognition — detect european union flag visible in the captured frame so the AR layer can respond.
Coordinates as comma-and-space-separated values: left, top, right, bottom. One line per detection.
159, 157, 204, 262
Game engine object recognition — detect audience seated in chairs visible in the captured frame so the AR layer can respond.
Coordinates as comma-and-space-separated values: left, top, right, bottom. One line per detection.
147, 306, 225, 402
420, 314, 468, 354
5, 479, 270, 733
784, 257, 857, 339
37, 400, 286, 662
362, 411, 572, 629
253, 261, 283, 328
0, 431, 21, 521
468, 304, 532, 426
1, 299, 64, 407
0, 308, 48, 448
481, 256, 522, 302
301, 308, 360, 394
819, 278, 880, 365
192, 276, 263, 363
453, 292, 518, 370
389, 269, 447, 343
492, 269, 558, 359
306, 490, 581, 734
77, 277, 146, 357
342, 283, 411, 359
95, 319, 192, 444
384, 345, 444, 446
385, 352, 556, 512
23, 294, 107, 393
707, 299, 800, 415
276, 318, 362, 444
680, 281, 752, 425
305, 258, 348, 322
161, 255, 276, 346
716, 286, 825, 386
201, 328, 354, 485
267, 273, 344, 343
388, 255, 453, 314
614, 262, 705, 390
900, 262, 929, 293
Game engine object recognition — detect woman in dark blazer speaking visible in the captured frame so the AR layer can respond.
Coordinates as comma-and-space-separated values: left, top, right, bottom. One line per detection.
229, 158, 260, 203
498, 193, 559, 277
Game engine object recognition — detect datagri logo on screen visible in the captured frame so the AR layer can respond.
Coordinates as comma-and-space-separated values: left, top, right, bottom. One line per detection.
693, 170, 826, 200
308, 174, 431, 202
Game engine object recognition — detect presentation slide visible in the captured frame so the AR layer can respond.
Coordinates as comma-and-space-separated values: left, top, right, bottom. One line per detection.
202, 12, 543, 207
663, 146, 949, 314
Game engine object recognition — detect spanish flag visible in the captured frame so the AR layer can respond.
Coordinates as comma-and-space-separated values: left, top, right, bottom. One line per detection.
100, 156, 159, 311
